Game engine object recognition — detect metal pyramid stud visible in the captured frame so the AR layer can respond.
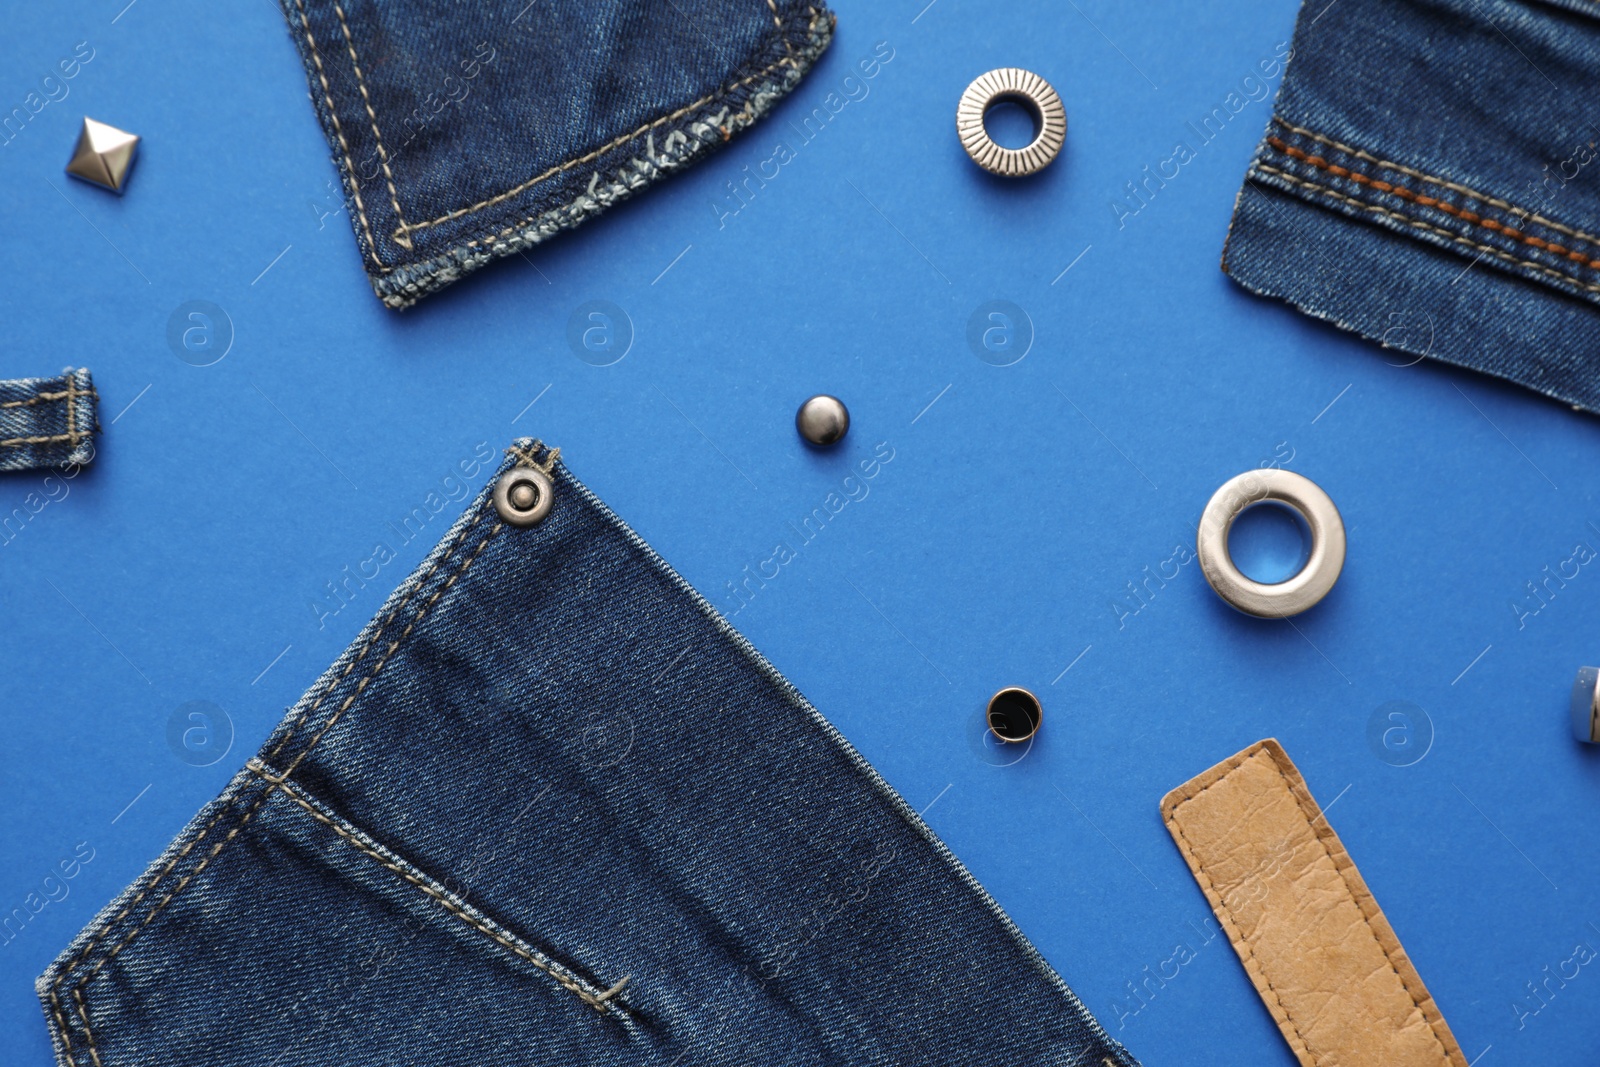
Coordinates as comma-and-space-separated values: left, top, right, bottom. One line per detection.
66, 118, 139, 193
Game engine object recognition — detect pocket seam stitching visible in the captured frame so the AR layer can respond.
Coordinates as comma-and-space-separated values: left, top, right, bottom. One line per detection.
287, 0, 387, 269
49, 484, 515, 1061
393, 4, 817, 240
69, 988, 103, 1067
50, 506, 492, 989
329, 0, 414, 248
266, 493, 511, 768
45, 988, 77, 1067
249, 761, 620, 1015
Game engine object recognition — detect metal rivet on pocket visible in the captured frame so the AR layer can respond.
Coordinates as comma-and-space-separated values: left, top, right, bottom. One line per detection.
493, 467, 554, 526
987, 687, 1042, 743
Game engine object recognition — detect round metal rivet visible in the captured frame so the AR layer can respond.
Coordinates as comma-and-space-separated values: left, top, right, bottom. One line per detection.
1196, 469, 1345, 618
956, 68, 1066, 178
493, 467, 554, 527
987, 687, 1042, 743
796, 395, 849, 447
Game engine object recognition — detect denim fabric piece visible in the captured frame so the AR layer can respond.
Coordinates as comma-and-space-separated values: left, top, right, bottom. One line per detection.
0, 368, 97, 473
37, 439, 1139, 1067
277, 0, 834, 309
1223, 0, 1600, 412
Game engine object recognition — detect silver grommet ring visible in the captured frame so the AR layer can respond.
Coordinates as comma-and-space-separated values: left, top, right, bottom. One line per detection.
493, 467, 554, 527
956, 68, 1066, 177
1196, 469, 1345, 618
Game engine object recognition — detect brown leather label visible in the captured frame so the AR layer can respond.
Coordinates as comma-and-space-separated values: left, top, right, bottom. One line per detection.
1161, 739, 1465, 1067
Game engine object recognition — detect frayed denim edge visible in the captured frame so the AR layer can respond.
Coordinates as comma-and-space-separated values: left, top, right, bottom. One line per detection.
371, 12, 834, 310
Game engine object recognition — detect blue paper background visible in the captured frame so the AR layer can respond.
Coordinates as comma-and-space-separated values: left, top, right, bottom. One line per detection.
4, 0, 1599, 1063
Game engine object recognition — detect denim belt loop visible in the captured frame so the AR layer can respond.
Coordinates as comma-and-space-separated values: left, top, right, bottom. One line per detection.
0, 368, 98, 473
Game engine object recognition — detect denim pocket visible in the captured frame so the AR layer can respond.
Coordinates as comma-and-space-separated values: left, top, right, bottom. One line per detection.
279, 0, 834, 308
41, 441, 1140, 1067
39, 766, 641, 1067
249, 764, 636, 1017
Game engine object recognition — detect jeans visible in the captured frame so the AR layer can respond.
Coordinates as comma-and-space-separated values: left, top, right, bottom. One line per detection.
0, 369, 96, 474
277, 0, 834, 309
38, 440, 1139, 1067
1224, 0, 1600, 412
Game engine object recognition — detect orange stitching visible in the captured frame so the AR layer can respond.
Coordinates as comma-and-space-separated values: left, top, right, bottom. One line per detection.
1267, 136, 1600, 269
402, 75, 742, 236
251, 766, 615, 1013
289, 0, 385, 270
402, 16, 811, 239
1275, 119, 1600, 248
65, 373, 77, 446
1256, 164, 1600, 297
460, 34, 816, 254
332, 1, 412, 248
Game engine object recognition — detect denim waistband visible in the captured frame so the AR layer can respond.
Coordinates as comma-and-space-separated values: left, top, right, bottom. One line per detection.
0, 368, 96, 473
278, 0, 834, 308
38, 439, 1139, 1067
1223, 0, 1600, 412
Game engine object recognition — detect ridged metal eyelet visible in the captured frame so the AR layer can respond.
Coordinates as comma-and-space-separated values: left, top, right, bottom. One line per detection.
493, 467, 554, 527
957, 68, 1067, 178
